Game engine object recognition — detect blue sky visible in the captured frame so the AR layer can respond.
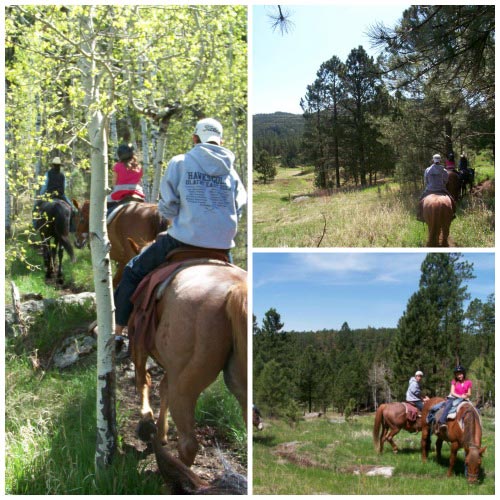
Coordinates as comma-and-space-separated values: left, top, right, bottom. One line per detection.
252, 4, 409, 115
253, 252, 495, 331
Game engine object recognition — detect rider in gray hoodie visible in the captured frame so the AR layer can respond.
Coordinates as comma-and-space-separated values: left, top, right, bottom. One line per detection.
113, 118, 247, 336
405, 370, 428, 410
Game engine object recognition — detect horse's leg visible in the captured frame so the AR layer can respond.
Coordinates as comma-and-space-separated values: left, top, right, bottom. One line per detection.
421, 426, 430, 462
441, 222, 450, 247
156, 375, 170, 445
427, 219, 438, 247
57, 242, 64, 282
379, 426, 389, 453
385, 426, 401, 454
447, 441, 460, 477
436, 437, 443, 461
42, 242, 52, 279
168, 387, 199, 466
134, 348, 154, 424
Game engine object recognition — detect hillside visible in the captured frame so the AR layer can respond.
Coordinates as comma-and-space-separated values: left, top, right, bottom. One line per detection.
253, 112, 304, 158
253, 112, 304, 139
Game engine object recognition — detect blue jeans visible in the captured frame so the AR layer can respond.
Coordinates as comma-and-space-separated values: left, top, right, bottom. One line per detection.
408, 400, 423, 411
114, 233, 184, 327
438, 397, 455, 425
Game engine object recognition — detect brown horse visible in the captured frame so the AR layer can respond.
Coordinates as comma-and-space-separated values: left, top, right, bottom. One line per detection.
73, 199, 167, 286
446, 169, 461, 201
422, 194, 454, 247
130, 261, 247, 466
373, 402, 422, 453
421, 397, 485, 483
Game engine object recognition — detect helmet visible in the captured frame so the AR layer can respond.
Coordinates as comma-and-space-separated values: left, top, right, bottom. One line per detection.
454, 365, 466, 374
448, 152, 455, 161
117, 143, 134, 162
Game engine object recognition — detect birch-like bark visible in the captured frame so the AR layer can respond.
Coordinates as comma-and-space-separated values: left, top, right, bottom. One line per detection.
79, 8, 117, 469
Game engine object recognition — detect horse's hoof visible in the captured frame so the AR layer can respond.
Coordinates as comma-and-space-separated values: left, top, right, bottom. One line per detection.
392, 450, 398, 455
137, 419, 158, 443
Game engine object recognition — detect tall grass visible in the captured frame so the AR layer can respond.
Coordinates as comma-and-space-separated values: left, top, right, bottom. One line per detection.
253, 413, 494, 495
253, 166, 494, 248
5, 356, 164, 494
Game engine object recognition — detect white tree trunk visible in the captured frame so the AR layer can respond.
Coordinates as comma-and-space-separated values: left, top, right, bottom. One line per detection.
150, 130, 166, 202
80, 8, 117, 469
5, 122, 12, 236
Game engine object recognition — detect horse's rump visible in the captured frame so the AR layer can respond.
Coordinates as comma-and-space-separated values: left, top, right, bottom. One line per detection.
128, 260, 244, 362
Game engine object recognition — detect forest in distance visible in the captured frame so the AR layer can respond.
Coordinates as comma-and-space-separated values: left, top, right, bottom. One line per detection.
253, 254, 494, 419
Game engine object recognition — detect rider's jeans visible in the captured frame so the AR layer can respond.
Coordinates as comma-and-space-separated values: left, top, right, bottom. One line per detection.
114, 233, 184, 327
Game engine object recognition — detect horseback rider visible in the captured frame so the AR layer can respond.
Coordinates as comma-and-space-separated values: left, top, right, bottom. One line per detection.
35, 157, 77, 232
113, 118, 247, 337
438, 365, 472, 431
458, 153, 469, 173
416, 154, 456, 221
405, 370, 429, 411
444, 152, 456, 171
107, 143, 145, 208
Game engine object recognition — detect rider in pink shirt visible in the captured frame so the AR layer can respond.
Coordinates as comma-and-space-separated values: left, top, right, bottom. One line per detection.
438, 365, 472, 429
108, 144, 145, 203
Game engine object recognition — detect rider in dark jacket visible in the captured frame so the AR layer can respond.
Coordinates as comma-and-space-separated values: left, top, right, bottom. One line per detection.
35, 157, 77, 231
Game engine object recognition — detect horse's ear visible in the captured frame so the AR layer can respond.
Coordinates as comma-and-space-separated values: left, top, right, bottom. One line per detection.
72, 199, 79, 210
127, 237, 141, 255
479, 446, 487, 456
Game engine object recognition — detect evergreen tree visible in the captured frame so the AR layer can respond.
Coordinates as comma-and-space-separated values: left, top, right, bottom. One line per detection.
391, 253, 474, 397
254, 360, 294, 417
254, 149, 277, 184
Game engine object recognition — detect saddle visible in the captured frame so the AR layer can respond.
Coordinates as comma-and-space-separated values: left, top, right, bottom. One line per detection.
106, 199, 142, 224
128, 247, 232, 358
404, 402, 420, 423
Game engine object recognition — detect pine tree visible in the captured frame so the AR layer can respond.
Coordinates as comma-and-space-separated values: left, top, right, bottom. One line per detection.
391, 253, 474, 397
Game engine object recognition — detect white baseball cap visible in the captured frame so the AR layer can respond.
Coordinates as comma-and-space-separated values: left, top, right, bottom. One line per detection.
194, 118, 223, 145
52, 157, 62, 165
415, 370, 424, 377
432, 154, 441, 163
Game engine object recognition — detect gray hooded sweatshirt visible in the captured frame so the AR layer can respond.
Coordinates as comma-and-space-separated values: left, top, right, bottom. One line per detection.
406, 377, 422, 403
159, 143, 247, 249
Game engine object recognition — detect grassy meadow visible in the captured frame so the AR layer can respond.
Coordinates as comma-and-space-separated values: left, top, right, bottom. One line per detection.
253, 163, 494, 248
253, 412, 495, 495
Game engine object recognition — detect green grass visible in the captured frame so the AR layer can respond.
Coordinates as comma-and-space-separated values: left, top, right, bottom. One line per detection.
253, 165, 494, 248
5, 354, 165, 494
253, 413, 495, 495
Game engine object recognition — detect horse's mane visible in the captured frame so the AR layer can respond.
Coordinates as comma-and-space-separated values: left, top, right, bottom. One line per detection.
461, 405, 481, 447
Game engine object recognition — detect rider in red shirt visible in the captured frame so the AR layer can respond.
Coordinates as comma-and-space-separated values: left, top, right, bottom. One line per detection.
108, 144, 145, 203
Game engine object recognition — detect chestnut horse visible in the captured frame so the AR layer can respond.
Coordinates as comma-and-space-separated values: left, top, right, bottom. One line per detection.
446, 169, 461, 202
130, 261, 247, 466
73, 199, 167, 286
421, 397, 485, 483
422, 194, 454, 247
373, 402, 422, 453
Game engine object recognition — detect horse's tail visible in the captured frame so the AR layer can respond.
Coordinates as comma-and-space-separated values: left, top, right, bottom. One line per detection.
225, 280, 248, 376
373, 404, 385, 452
